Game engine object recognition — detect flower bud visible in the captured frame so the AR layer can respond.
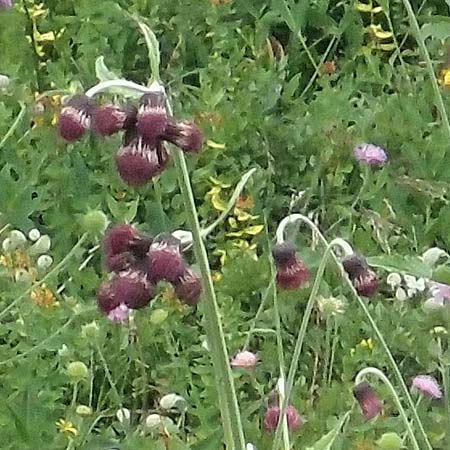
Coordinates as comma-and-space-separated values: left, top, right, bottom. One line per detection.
29, 235, 51, 256
0, 74, 10, 86
116, 134, 169, 186
144, 413, 174, 431
14, 268, 32, 285
136, 92, 168, 144
9, 230, 27, 248
112, 270, 155, 310
76, 405, 93, 417
147, 234, 186, 283
81, 321, 100, 339
377, 432, 404, 450
67, 361, 88, 382
263, 405, 302, 433
92, 104, 135, 136
173, 268, 202, 305
159, 393, 187, 412
272, 242, 309, 290
57, 94, 93, 141
342, 254, 378, 297
353, 381, 382, 420
2, 237, 12, 252
163, 119, 203, 153
28, 228, 41, 241
81, 210, 109, 236
37, 254, 53, 271
116, 407, 131, 425
231, 351, 258, 370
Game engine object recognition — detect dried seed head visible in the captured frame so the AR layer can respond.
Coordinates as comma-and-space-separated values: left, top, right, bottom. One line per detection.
116, 133, 168, 186
353, 381, 383, 420
136, 92, 168, 144
57, 94, 93, 141
92, 104, 128, 136
263, 405, 302, 433
272, 242, 309, 290
147, 234, 186, 283
174, 268, 202, 305
163, 119, 203, 153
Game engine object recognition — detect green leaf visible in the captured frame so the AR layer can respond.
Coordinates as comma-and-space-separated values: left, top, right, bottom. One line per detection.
133, 16, 161, 82
367, 255, 432, 279
305, 413, 350, 450
421, 22, 450, 41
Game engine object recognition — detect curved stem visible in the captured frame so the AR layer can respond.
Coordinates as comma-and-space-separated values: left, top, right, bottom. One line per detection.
355, 367, 420, 450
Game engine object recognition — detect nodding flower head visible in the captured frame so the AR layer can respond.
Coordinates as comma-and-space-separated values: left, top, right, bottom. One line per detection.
412, 375, 442, 399
163, 119, 203, 153
92, 104, 136, 136
97, 280, 120, 315
353, 143, 388, 166
111, 270, 155, 310
57, 94, 93, 142
353, 381, 383, 420
342, 254, 378, 297
263, 404, 302, 433
272, 242, 309, 290
174, 268, 202, 305
147, 234, 186, 283
136, 92, 168, 144
116, 130, 169, 186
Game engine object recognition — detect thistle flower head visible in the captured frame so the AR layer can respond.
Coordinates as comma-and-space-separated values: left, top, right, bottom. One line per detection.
353, 143, 388, 166
174, 267, 202, 305
136, 92, 168, 144
163, 119, 203, 153
57, 94, 93, 141
263, 404, 302, 433
116, 132, 168, 186
429, 282, 450, 302
231, 350, 258, 370
112, 270, 155, 310
272, 242, 309, 290
96, 280, 120, 315
342, 254, 378, 297
412, 375, 442, 399
147, 234, 186, 283
353, 381, 383, 420
92, 104, 132, 136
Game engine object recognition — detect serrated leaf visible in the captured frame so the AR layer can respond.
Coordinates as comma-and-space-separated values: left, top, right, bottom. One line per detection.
421, 22, 450, 41
367, 255, 432, 279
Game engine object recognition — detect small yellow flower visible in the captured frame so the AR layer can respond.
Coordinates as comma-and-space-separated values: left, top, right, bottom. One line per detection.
440, 68, 450, 88
56, 419, 78, 436
359, 338, 374, 350
31, 284, 56, 307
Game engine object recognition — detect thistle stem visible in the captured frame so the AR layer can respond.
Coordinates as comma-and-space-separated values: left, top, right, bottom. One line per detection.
355, 367, 420, 450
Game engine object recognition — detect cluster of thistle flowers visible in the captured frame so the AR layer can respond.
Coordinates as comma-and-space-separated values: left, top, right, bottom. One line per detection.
1, 228, 53, 283
271, 241, 378, 297
353, 374, 442, 422
57, 91, 202, 186
97, 224, 202, 323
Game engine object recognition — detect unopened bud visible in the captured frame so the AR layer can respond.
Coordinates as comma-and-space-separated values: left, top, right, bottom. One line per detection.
29, 235, 51, 255
67, 361, 88, 382
37, 254, 53, 271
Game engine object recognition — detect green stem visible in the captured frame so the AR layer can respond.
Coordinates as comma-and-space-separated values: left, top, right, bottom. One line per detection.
327, 318, 338, 386
399, 0, 450, 141
95, 343, 122, 407
0, 103, 26, 151
322, 317, 332, 386
355, 367, 420, 450
167, 93, 245, 447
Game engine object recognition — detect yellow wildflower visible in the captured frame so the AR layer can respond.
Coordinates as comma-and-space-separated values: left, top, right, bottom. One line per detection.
359, 338, 374, 350
56, 419, 78, 436
440, 68, 450, 88
31, 284, 56, 307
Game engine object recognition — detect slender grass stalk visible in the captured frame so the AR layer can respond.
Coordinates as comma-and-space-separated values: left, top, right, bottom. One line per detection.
95, 342, 122, 406
355, 367, 420, 450
399, 0, 450, 141
272, 214, 432, 450
322, 316, 332, 386
0, 102, 26, 151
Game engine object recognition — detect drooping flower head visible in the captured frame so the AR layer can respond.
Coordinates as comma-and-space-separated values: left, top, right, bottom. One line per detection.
412, 375, 442, 399
263, 404, 302, 433
231, 351, 258, 370
136, 92, 168, 144
353, 381, 383, 420
92, 104, 136, 136
116, 130, 169, 186
111, 270, 155, 310
353, 143, 388, 166
342, 254, 378, 297
272, 242, 309, 290
57, 94, 93, 141
147, 234, 186, 283
173, 267, 202, 305
163, 119, 203, 153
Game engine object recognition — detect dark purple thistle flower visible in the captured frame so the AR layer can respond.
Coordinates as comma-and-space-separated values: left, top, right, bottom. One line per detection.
116, 133, 168, 186
174, 268, 202, 305
111, 270, 155, 309
136, 92, 168, 144
342, 254, 378, 297
263, 405, 302, 433
163, 119, 203, 153
272, 242, 309, 290
147, 234, 186, 283
92, 104, 133, 136
353, 143, 388, 166
353, 381, 383, 420
97, 280, 120, 315
57, 94, 93, 142
0, 0, 12, 10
